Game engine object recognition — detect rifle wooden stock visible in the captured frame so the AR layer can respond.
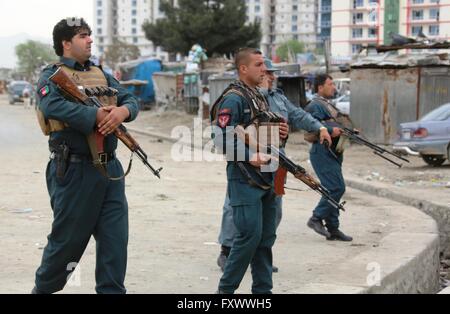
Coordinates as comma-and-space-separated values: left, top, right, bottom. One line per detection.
49, 66, 162, 178
49, 68, 89, 103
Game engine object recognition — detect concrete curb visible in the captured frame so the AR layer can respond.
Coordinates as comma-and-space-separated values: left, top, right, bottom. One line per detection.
127, 127, 442, 293
346, 177, 450, 257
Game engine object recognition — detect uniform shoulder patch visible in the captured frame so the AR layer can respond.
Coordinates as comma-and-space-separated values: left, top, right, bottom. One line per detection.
39, 85, 50, 97
218, 108, 232, 128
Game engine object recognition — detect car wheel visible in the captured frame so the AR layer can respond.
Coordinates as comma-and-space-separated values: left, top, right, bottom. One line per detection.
422, 155, 446, 167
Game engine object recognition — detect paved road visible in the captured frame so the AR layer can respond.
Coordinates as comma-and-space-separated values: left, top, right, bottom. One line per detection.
0, 96, 437, 293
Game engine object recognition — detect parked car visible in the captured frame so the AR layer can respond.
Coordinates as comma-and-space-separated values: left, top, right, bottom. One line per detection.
334, 93, 350, 115
7, 81, 34, 105
393, 103, 450, 166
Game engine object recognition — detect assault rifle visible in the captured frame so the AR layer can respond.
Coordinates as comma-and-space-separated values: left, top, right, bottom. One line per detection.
49, 67, 162, 179
235, 126, 346, 211
332, 121, 409, 168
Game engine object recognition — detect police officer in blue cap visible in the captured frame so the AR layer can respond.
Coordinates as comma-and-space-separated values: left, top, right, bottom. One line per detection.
216, 57, 332, 273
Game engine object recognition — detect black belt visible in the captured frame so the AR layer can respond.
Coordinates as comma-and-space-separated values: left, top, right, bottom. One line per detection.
50, 152, 116, 164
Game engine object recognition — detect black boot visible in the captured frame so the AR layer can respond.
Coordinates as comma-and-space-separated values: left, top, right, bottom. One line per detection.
217, 245, 230, 272
31, 286, 48, 294
307, 216, 331, 238
327, 229, 353, 242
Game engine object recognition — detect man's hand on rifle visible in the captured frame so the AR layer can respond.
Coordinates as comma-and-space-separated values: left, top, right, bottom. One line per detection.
98, 106, 130, 135
331, 127, 342, 138
319, 127, 332, 145
279, 122, 289, 140
250, 152, 274, 168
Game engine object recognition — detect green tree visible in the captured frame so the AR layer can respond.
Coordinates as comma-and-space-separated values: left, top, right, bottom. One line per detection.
15, 40, 57, 81
142, 0, 261, 56
276, 40, 305, 62
103, 39, 141, 70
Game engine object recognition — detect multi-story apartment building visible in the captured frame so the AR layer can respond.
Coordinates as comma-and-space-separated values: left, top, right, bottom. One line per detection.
331, 0, 384, 58
318, 0, 332, 49
400, 0, 450, 40
93, 0, 175, 61
246, 0, 319, 56
331, 0, 450, 58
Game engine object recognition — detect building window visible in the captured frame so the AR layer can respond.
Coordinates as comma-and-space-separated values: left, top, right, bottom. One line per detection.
99, 37, 104, 43
132, 18, 137, 25
429, 8, 439, 20
132, 0, 137, 6
411, 26, 423, 36
99, 47, 104, 53
293, 5, 298, 11
353, 0, 364, 8
97, 0, 102, 6
292, 25, 298, 32
412, 10, 424, 20
133, 37, 138, 44
97, 28, 102, 35
352, 28, 363, 38
368, 28, 378, 38
352, 13, 364, 24
132, 28, 137, 34
97, 9, 102, 16
132, 9, 137, 16
255, 5, 260, 13
97, 19, 102, 25
412, 0, 424, 4
292, 15, 298, 22
429, 25, 439, 36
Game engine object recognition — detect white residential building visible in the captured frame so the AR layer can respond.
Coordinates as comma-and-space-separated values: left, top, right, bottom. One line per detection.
93, 0, 174, 62
331, 0, 450, 59
246, 0, 319, 56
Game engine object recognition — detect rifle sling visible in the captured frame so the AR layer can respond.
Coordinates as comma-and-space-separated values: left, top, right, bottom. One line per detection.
86, 133, 133, 181
236, 162, 272, 191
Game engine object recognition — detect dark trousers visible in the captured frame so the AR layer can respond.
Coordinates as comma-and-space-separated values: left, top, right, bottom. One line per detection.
219, 179, 277, 294
310, 145, 345, 230
35, 158, 128, 294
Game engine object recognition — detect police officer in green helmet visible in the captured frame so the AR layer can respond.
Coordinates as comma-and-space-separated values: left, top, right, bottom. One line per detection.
32, 17, 139, 294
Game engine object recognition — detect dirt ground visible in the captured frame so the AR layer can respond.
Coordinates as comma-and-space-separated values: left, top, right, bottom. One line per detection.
0, 98, 448, 293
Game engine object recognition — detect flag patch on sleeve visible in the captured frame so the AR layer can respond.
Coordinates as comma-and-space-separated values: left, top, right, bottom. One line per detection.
218, 109, 231, 128
40, 85, 50, 97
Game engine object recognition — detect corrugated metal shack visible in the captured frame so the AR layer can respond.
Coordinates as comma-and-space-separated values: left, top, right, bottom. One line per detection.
350, 53, 450, 144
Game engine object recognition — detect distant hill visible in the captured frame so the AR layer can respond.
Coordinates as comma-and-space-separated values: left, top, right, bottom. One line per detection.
0, 33, 52, 69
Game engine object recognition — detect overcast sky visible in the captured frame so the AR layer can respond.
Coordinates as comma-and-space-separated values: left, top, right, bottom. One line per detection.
0, 0, 94, 39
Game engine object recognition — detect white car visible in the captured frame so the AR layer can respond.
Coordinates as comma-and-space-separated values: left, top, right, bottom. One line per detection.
335, 94, 350, 115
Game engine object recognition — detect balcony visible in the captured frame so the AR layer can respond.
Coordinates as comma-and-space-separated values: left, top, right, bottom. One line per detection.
405, 1, 441, 9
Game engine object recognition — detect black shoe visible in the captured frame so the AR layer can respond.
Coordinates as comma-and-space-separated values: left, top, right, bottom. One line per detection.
272, 265, 279, 273
327, 229, 353, 242
31, 286, 47, 294
307, 216, 331, 238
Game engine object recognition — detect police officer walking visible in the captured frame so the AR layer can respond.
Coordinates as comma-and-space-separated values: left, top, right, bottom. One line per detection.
216, 59, 332, 272
32, 18, 139, 294
305, 74, 353, 242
